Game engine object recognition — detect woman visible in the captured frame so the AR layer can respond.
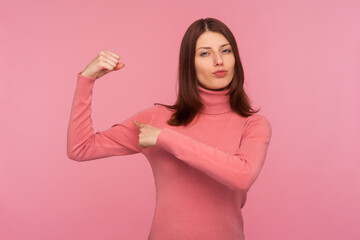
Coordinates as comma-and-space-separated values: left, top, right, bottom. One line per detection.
67, 18, 272, 240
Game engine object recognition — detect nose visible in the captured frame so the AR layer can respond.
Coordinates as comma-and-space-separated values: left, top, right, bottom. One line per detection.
214, 52, 223, 66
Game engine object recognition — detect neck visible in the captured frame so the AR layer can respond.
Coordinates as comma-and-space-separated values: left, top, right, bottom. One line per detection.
198, 85, 232, 114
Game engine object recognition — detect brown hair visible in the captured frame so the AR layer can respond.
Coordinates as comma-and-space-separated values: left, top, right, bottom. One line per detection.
157, 18, 259, 126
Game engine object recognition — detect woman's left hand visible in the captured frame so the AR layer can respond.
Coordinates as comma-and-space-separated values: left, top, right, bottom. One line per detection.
133, 121, 163, 149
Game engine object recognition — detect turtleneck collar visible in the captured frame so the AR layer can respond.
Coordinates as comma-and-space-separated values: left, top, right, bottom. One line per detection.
198, 85, 232, 114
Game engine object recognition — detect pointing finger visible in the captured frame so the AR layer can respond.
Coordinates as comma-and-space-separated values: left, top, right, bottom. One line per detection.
133, 121, 146, 128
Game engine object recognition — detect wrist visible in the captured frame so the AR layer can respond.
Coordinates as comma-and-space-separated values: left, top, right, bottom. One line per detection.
80, 70, 97, 80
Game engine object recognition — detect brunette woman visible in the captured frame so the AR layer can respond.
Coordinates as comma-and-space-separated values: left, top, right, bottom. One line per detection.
67, 18, 272, 240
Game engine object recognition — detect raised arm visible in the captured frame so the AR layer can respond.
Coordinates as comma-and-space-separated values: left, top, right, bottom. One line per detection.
155, 115, 272, 191
67, 50, 152, 161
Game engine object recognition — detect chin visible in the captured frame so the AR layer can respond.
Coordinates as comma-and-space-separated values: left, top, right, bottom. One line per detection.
198, 79, 232, 90
211, 82, 232, 90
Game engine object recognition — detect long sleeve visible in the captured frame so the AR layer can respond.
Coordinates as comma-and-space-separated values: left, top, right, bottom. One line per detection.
155, 115, 272, 191
67, 72, 156, 161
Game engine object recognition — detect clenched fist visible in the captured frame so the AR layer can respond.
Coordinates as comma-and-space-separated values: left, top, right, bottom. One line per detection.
133, 121, 162, 149
80, 50, 125, 79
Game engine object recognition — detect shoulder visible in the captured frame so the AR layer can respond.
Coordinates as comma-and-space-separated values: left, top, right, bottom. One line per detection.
242, 113, 272, 139
120, 104, 173, 125
130, 104, 159, 117
246, 113, 271, 126
153, 103, 175, 112
116, 105, 158, 126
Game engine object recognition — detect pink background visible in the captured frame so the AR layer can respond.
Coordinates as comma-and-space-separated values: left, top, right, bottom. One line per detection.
1, 0, 359, 239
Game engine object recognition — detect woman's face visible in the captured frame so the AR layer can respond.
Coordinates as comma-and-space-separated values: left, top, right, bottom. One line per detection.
194, 31, 235, 90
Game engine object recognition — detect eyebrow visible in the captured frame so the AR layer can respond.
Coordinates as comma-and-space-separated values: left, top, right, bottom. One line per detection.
196, 43, 231, 51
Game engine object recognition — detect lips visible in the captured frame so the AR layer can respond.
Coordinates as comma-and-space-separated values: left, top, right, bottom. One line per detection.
213, 70, 227, 78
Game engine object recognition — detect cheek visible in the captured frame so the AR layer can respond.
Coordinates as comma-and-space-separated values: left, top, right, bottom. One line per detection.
228, 55, 235, 66
194, 60, 208, 76
228, 57, 235, 73
226, 58, 235, 81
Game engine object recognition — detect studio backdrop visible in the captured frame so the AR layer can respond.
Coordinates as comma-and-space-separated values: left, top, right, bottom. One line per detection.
1, 0, 359, 239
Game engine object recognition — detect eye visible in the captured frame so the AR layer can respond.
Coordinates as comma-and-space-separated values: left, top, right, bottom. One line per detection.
222, 49, 232, 54
200, 52, 209, 56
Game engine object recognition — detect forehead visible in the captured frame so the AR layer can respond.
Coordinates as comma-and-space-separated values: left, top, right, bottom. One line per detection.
196, 31, 229, 48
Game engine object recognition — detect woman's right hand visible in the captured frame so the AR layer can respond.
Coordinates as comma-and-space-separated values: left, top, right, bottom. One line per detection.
80, 50, 125, 79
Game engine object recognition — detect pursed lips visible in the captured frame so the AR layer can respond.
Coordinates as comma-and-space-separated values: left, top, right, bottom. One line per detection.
212, 70, 228, 78
213, 70, 227, 74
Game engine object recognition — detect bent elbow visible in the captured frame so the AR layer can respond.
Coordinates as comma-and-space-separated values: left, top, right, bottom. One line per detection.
67, 149, 85, 162
230, 173, 254, 192
235, 181, 252, 192
229, 180, 251, 192
231, 158, 258, 191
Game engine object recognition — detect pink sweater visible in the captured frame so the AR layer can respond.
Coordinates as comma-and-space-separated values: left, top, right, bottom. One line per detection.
67, 73, 272, 240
